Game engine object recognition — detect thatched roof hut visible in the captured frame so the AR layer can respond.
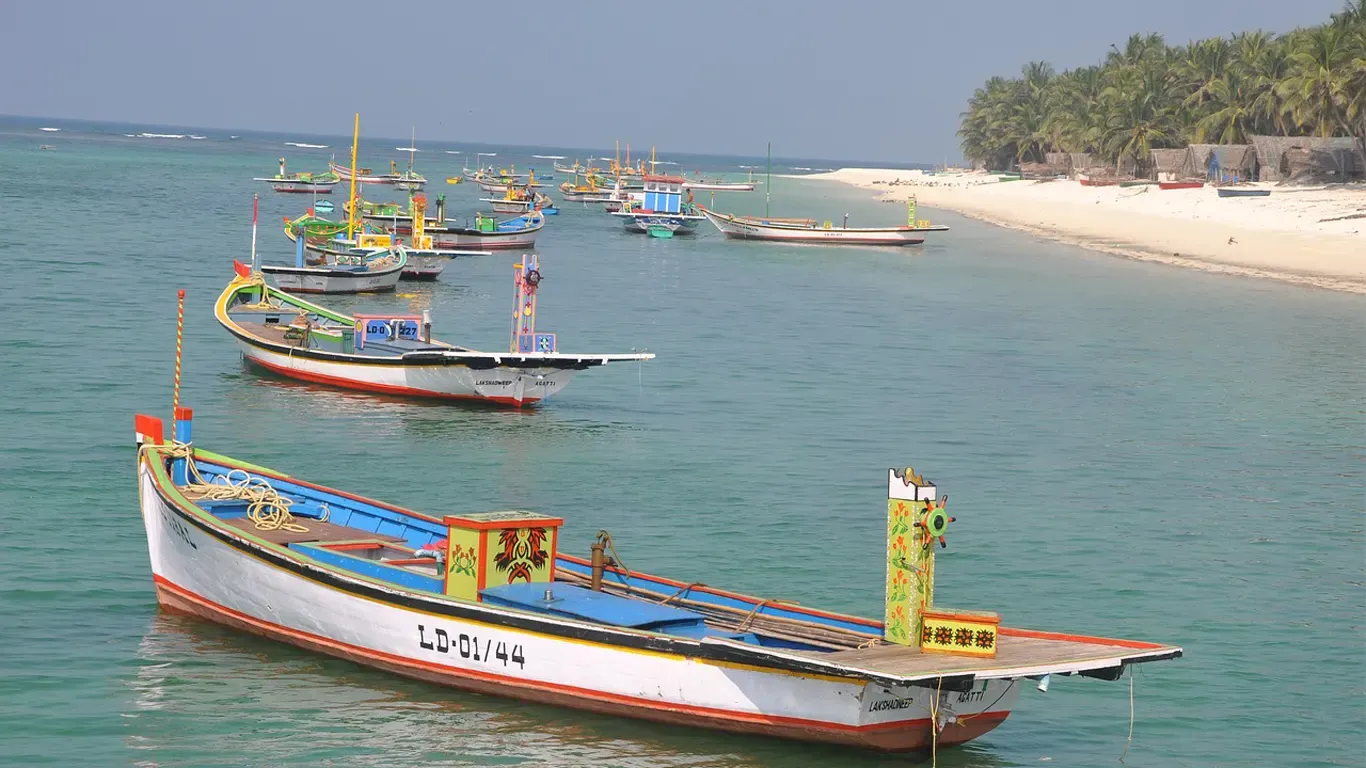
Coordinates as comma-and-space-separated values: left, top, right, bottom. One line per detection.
1250, 135, 1364, 182
1150, 148, 1188, 180
1186, 144, 1255, 182
1067, 153, 1093, 178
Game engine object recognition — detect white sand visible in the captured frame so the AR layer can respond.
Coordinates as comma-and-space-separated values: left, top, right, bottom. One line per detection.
801, 169, 1366, 294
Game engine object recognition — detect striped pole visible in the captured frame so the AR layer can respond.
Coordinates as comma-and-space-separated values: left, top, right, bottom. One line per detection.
172, 289, 185, 437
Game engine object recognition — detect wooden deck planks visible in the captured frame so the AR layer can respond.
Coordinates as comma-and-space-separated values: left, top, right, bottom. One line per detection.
219, 517, 407, 546
809, 634, 1168, 678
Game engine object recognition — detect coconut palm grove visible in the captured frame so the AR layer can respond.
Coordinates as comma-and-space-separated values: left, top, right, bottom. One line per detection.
957, 1, 1366, 172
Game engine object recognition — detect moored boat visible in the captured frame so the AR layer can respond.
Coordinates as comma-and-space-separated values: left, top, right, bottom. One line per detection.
366, 197, 546, 251
610, 175, 705, 234
132, 397, 1181, 755
216, 252, 652, 406
1158, 181, 1204, 190
700, 198, 948, 246
260, 230, 406, 294
255, 158, 341, 193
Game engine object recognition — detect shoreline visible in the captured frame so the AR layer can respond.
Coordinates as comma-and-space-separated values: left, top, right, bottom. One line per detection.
799, 169, 1366, 294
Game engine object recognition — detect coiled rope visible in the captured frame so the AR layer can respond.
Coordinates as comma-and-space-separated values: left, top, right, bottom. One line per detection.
146, 442, 326, 533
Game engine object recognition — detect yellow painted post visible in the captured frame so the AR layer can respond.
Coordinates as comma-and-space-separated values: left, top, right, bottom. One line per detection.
907, 196, 917, 227
346, 113, 360, 240
885, 468, 936, 645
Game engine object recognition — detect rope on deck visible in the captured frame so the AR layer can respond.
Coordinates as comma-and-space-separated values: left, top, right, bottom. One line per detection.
146, 442, 327, 533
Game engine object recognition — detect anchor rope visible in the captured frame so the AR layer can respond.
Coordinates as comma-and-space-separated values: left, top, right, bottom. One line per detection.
142, 442, 326, 533
1119, 666, 1135, 763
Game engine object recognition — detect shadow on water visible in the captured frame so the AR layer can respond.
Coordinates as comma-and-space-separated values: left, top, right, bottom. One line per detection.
125, 614, 1012, 768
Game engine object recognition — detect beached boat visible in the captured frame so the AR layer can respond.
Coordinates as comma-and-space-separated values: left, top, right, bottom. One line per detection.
700, 198, 948, 246
610, 175, 705, 234
1216, 187, 1271, 198
1158, 181, 1204, 190
132, 401, 1182, 755
255, 159, 341, 193
216, 253, 652, 405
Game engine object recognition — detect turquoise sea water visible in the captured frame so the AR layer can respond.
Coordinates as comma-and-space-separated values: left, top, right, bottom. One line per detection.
1, 119, 1362, 767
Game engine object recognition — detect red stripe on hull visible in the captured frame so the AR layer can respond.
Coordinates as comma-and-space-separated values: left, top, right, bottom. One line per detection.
244, 354, 538, 408
152, 575, 1008, 751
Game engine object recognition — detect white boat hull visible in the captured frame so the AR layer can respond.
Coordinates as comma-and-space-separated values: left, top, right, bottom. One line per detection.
235, 340, 580, 405
260, 265, 403, 294
701, 209, 947, 245
139, 463, 1018, 750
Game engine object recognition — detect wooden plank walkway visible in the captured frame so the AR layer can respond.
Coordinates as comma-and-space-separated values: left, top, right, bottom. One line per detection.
796, 632, 1182, 681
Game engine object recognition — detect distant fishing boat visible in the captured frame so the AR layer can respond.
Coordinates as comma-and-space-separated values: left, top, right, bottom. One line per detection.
330, 160, 427, 189
38, 144, 57, 151
313, 199, 335, 214
260, 249, 407, 294
132, 390, 1181, 757
446, 176, 463, 185
1216, 187, 1271, 198
255, 158, 340, 193
1158, 181, 1203, 190
610, 175, 705, 235
39, 127, 60, 132
701, 196, 947, 246
216, 252, 652, 406
481, 181, 558, 215
365, 197, 546, 251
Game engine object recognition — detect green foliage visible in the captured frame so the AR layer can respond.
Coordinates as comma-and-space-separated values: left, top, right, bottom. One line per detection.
957, 2, 1366, 170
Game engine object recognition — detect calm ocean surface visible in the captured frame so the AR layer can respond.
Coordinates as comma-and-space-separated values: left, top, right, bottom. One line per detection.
0, 118, 1362, 767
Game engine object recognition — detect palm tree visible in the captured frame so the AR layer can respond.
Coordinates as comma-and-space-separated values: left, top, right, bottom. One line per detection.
1197, 72, 1258, 143
1278, 25, 1353, 136
1100, 65, 1181, 171
1183, 37, 1233, 111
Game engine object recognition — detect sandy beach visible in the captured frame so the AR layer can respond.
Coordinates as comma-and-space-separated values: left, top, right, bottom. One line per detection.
803, 169, 1366, 294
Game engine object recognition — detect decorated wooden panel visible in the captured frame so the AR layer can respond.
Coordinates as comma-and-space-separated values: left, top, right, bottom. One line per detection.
920, 609, 1000, 658
443, 526, 482, 601
444, 511, 563, 601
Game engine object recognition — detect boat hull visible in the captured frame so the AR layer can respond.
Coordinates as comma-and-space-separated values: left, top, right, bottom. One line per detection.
700, 209, 944, 245
139, 465, 1016, 751
273, 183, 337, 194
1158, 181, 1203, 190
234, 339, 578, 405
614, 213, 703, 234
402, 253, 449, 280
259, 264, 403, 294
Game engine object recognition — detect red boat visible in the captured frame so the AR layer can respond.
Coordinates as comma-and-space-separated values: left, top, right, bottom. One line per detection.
1158, 181, 1204, 190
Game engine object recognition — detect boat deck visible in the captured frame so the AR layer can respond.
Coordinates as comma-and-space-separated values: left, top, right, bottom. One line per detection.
220, 516, 408, 546
801, 631, 1179, 681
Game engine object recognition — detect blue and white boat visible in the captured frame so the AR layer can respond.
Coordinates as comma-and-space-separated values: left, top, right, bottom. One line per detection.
609, 175, 705, 235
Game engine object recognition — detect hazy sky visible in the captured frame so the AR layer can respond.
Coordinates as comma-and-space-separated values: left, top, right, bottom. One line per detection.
1, 0, 1348, 162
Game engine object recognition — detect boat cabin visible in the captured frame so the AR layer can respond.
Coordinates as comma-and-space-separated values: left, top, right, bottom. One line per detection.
639, 175, 685, 214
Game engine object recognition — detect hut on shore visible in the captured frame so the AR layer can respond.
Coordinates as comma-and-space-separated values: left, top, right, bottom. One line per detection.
1186, 144, 1255, 183
1249, 135, 1364, 183
1067, 152, 1093, 179
1150, 148, 1189, 181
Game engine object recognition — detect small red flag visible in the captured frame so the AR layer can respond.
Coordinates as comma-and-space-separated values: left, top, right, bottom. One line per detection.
233, 260, 251, 278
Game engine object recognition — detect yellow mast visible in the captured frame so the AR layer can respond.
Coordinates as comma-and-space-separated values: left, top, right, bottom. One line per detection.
346, 113, 360, 240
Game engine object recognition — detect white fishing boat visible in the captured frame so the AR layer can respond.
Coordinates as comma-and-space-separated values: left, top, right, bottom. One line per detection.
683, 179, 757, 192
260, 233, 407, 294
699, 197, 948, 246
217, 252, 652, 406
132, 385, 1181, 756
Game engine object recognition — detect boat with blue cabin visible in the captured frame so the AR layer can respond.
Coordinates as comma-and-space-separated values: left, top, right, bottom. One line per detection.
610, 175, 705, 234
